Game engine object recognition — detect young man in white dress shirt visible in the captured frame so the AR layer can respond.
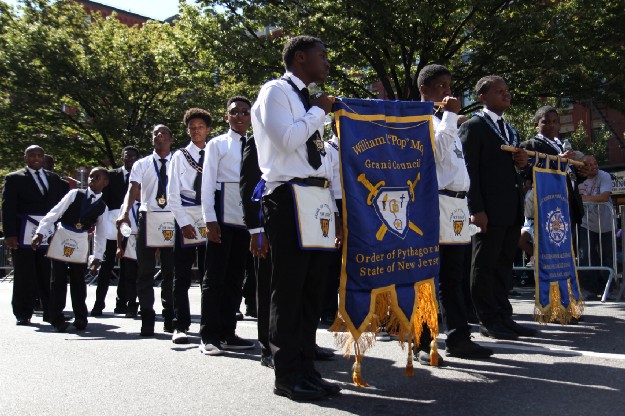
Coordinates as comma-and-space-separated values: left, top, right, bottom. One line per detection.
117, 125, 175, 336
251, 35, 342, 401
414, 64, 493, 365
199, 96, 255, 355
167, 108, 212, 344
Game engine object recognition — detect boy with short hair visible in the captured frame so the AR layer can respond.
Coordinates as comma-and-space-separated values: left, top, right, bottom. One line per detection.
167, 107, 212, 344
33, 167, 109, 332
459, 75, 535, 340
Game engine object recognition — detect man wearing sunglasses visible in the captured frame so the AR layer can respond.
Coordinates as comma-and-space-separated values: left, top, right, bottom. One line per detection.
199, 96, 255, 355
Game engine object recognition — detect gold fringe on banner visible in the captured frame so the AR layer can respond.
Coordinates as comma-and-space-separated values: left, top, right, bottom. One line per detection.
533, 280, 585, 324
330, 278, 439, 386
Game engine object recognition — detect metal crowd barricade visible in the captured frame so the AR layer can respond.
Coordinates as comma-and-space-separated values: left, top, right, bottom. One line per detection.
575, 202, 620, 302
0, 237, 15, 281
513, 201, 623, 302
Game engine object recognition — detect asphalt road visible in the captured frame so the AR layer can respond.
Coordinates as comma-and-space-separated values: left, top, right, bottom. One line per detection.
1, 280, 625, 416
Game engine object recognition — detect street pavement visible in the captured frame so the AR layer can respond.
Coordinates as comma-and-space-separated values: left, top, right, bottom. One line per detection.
2, 279, 625, 416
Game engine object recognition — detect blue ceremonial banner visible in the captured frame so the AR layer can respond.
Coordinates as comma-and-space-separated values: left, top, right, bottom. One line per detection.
533, 164, 583, 323
331, 98, 440, 379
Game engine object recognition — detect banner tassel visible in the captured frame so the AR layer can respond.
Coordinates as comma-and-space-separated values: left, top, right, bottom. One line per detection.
352, 344, 369, 387
405, 338, 414, 377
429, 339, 439, 367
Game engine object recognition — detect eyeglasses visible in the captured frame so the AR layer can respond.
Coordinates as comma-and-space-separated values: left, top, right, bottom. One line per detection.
228, 109, 250, 117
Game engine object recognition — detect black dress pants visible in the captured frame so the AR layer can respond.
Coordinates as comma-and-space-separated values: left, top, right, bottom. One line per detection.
93, 239, 126, 311
262, 185, 332, 384
471, 225, 520, 326
123, 257, 138, 313
11, 247, 51, 321
49, 260, 88, 326
199, 224, 249, 342
255, 251, 272, 357
173, 222, 205, 331
136, 212, 174, 323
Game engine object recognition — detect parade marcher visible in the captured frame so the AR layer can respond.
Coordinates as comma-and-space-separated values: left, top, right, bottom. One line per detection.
251, 35, 342, 401
116, 200, 141, 317
459, 75, 536, 340
167, 108, 212, 344
2, 145, 69, 325
91, 146, 140, 316
414, 64, 493, 365
33, 167, 109, 332
117, 125, 175, 336
199, 96, 255, 355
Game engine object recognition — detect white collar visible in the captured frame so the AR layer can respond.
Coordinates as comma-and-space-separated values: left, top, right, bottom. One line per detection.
284, 71, 307, 90
152, 151, 172, 161
483, 108, 504, 124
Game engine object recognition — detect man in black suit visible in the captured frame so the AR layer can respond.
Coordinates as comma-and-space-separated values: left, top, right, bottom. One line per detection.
91, 146, 140, 316
2, 145, 69, 325
459, 75, 536, 340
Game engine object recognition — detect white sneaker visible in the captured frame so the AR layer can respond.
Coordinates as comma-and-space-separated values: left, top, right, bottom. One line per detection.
172, 329, 188, 344
199, 340, 224, 356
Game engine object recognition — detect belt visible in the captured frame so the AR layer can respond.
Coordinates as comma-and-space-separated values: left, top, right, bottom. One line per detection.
439, 189, 467, 199
289, 177, 330, 188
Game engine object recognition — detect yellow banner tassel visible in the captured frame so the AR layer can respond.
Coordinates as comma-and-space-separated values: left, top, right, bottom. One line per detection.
405, 338, 414, 377
533, 280, 586, 325
352, 345, 369, 387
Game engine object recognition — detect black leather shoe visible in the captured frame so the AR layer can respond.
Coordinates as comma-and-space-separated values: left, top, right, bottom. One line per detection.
235, 311, 244, 321
414, 349, 445, 366
446, 339, 493, 358
72, 319, 87, 331
260, 354, 274, 369
90, 309, 103, 317
113, 306, 127, 314
54, 320, 70, 333
503, 319, 537, 337
306, 374, 341, 395
16, 318, 31, 326
314, 345, 335, 361
479, 323, 518, 340
273, 379, 327, 401
140, 313, 155, 336
125, 309, 138, 318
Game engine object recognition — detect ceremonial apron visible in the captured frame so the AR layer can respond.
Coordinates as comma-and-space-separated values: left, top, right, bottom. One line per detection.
46, 223, 89, 264
123, 203, 140, 260
180, 195, 207, 247
145, 211, 175, 248
290, 184, 336, 250
220, 182, 246, 228
438, 195, 471, 244
19, 214, 55, 249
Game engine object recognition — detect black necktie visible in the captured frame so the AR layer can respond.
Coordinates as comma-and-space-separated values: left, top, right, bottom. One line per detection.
497, 118, 508, 142
301, 87, 322, 169
193, 149, 204, 203
34, 170, 48, 197
156, 158, 167, 208
124, 172, 129, 188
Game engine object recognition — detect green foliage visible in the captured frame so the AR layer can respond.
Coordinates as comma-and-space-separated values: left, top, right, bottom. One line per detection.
569, 121, 610, 165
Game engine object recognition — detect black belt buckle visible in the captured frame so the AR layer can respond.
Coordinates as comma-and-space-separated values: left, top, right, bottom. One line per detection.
290, 177, 329, 188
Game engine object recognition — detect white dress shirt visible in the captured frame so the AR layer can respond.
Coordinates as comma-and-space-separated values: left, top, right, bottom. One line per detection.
26, 166, 49, 194
36, 188, 108, 260
201, 130, 247, 223
168, 142, 205, 227
129, 151, 172, 213
433, 112, 470, 192
483, 108, 508, 141
251, 72, 333, 193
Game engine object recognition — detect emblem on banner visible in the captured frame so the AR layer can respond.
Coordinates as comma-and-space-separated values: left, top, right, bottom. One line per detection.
358, 173, 424, 241
61, 239, 78, 257
159, 222, 175, 241
450, 208, 466, 236
315, 203, 333, 238
544, 207, 568, 247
